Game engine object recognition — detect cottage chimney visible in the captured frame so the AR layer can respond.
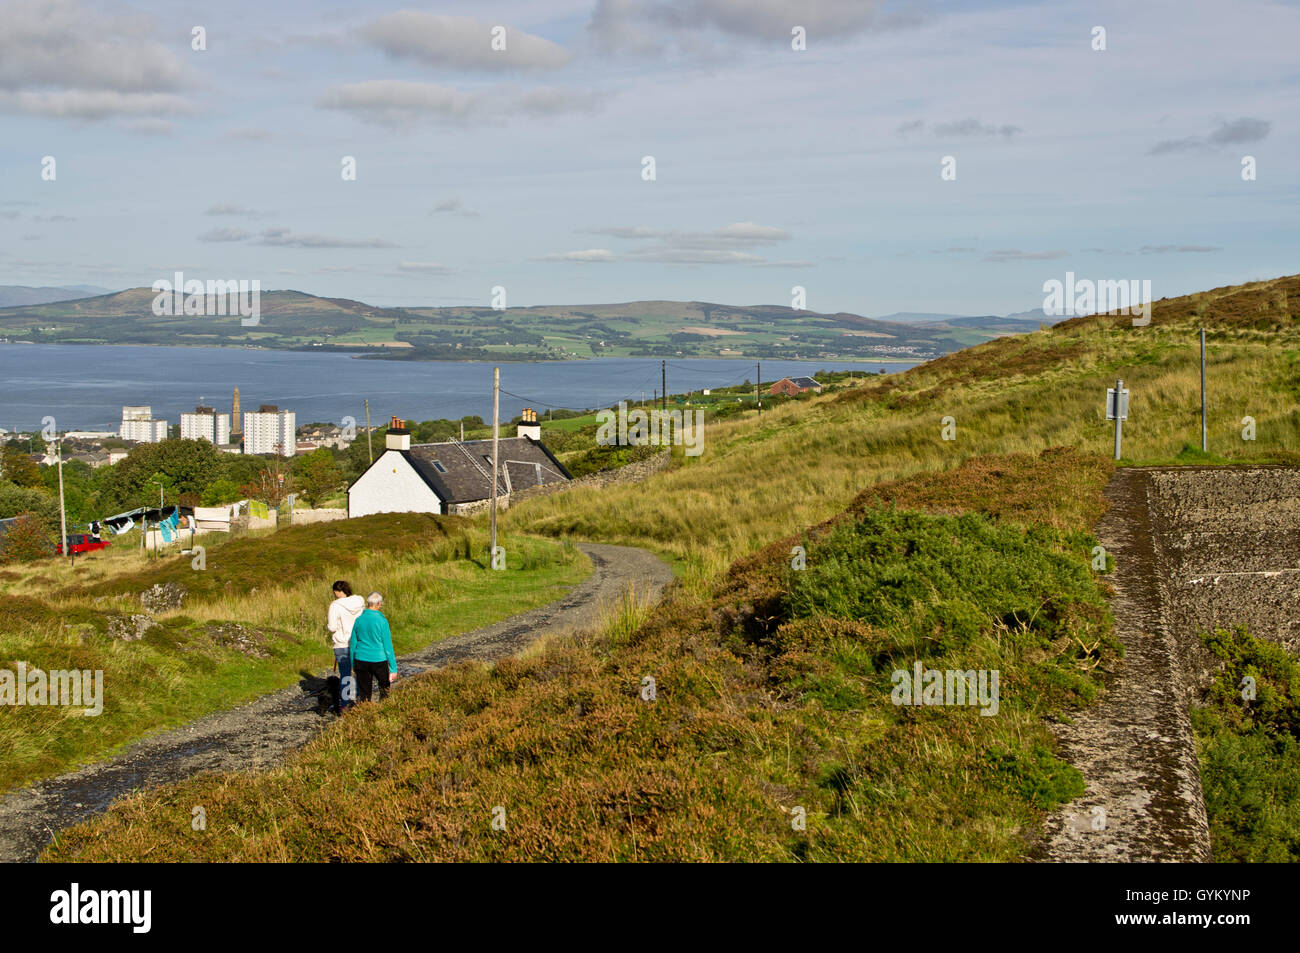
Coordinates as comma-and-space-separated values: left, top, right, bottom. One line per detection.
516, 406, 541, 441
386, 416, 410, 451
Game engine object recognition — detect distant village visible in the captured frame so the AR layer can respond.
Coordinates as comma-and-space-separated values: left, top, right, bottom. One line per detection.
0, 373, 838, 559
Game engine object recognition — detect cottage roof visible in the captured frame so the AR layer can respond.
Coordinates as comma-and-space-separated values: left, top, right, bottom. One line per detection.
396, 436, 571, 504
787, 376, 822, 389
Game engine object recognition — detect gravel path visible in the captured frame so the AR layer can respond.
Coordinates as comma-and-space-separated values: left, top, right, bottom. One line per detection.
1035, 468, 1211, 862
0, 542, 673, 863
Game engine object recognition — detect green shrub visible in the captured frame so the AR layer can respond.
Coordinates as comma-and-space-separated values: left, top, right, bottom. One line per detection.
1192, 627, 1300, 861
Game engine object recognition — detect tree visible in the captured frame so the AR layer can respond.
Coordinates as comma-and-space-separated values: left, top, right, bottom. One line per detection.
295, 448, 343, 508
0, 512, 54, 563
201, 478, 241, 506
1, 446, 42, 488
98, 439, 222, 511
239, 456, 292, 506
0, 481, 59, 525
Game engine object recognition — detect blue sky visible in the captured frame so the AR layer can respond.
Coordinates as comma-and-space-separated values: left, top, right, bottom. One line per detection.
0, 0, 1295, 315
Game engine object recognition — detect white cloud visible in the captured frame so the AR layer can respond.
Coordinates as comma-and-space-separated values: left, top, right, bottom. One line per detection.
0, 0, 194, 120
198, 227, 252, 243
258, 227, 397, 249
587, 0, 912, 54
1149, 116, 1272, 154
318, 80, 601, 127
538, 249, 617, 262
932, 118, 1021, 138
0, 89, 192, 120
359, 12, 572, 70
982, 249, 1068, 263
570, 221, 796, 265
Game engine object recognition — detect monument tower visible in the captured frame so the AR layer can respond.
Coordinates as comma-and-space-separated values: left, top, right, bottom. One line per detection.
231, 387, 242, 437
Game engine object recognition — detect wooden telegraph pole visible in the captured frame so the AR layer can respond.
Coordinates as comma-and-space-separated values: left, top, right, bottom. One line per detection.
490, 367, 500, 565
56, 437, 68, 565
364, 399, 373, 465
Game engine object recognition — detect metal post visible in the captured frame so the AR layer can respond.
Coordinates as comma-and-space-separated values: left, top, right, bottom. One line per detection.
662, 360, 667, 413
490, 367, 499, 563
1200, 328, 1207, 453
1114, 377, 1124, 461
757, 361, 762, 417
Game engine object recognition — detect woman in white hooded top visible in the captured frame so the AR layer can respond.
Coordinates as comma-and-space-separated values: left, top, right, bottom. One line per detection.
327, 580, 366, 712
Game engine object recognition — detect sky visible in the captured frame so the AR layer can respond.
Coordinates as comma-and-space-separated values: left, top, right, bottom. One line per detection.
0, 0, 1295, 316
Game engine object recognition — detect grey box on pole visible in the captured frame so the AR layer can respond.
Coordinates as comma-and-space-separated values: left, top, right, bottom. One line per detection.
1105, 387, 1129, 420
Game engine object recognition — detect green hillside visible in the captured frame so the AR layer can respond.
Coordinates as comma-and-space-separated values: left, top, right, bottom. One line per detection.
42, 273, 1300, 861
0, 289, 1025, 361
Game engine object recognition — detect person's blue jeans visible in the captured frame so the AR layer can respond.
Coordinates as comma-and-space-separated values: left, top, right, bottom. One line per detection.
334, 648, 353, 711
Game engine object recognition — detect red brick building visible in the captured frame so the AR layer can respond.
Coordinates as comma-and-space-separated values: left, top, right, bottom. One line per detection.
768, 376, 823, 397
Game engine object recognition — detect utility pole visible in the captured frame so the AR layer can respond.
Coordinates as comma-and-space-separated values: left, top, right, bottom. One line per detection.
757, 361, 762, 417
364, 399, 373, 465
490, 367, 500, 565
662, 360, 666, 413
56, 437, 68, 565
1200, 328, 1207, 453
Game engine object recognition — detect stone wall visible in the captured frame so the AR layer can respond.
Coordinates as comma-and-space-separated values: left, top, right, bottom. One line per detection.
289, 507, 348, 525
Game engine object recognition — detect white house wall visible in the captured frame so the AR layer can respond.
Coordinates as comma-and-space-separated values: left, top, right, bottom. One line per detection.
348, 450, 443, 517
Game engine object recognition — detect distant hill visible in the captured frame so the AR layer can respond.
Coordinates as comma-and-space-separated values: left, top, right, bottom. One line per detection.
0, 290, 1036, 361
875, 310, 1048, 331
0, 285, 114, 308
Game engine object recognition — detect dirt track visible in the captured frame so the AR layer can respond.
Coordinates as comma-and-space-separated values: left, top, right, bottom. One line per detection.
0, 542, 673, 863
1038, 466, 1300, 862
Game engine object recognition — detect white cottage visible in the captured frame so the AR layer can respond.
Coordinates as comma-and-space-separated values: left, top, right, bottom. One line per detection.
347, 414, 571, 518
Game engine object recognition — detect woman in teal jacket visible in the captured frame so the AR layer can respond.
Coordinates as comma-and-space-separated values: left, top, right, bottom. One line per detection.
348, 591, 399, 703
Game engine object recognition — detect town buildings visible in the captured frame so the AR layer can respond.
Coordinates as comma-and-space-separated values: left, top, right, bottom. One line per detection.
243, 404, 296, 457
180, 406, 232, 445
119, 405, 168, 443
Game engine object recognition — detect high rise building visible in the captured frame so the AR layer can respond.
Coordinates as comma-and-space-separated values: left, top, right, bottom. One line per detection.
180, 406, 231, 445
120, 405, 168, 443
243, 404, 295, 457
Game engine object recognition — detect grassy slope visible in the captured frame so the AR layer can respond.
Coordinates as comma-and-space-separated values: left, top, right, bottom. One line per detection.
46, 449, 1117, 861
42, 273, 1300, 861
510, 274, 1300, 590
0, 516, 588, 792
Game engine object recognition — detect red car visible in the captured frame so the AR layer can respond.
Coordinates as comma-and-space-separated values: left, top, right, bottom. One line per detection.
57, 534, 111, 556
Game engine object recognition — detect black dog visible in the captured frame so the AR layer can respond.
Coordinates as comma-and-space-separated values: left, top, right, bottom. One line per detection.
299, 671, 343, 716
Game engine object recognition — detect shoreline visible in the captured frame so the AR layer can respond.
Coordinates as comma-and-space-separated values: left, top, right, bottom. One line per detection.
0, 340, 924, 365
